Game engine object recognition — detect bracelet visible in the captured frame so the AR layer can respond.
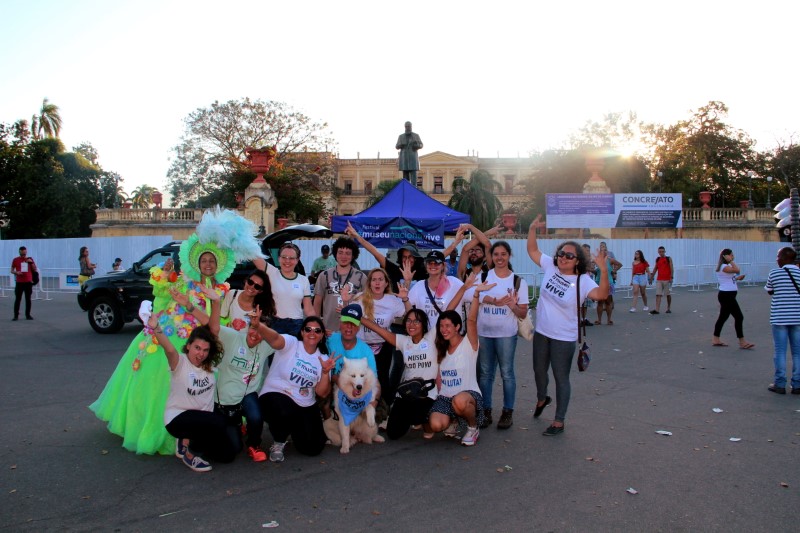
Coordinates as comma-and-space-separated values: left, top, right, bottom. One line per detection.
401, 298, 409, 303
143, 325, 155, 335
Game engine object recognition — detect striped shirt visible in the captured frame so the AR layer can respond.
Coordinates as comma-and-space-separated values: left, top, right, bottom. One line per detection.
765, 265, 800, 325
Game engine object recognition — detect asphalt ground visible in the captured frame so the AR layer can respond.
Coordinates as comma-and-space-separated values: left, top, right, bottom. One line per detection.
1, 286, 798, 532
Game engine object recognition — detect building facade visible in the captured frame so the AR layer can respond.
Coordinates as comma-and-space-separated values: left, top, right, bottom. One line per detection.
332, 151, 533, 216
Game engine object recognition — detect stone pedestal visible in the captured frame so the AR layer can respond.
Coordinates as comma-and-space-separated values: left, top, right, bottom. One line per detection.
244, 181, 277, 235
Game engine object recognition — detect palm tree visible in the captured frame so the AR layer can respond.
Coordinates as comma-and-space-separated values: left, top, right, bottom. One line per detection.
31, 98, 63, 140
131, 185, 155, 208
365, 179, 401, 208
447, 169, 504, 231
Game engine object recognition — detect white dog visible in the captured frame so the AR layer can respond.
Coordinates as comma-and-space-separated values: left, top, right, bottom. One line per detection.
324, 357, 385, 454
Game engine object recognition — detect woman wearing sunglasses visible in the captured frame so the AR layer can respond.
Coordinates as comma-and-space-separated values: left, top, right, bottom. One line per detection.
257, 314, 339, 462
255, 243, 314, 335
360, 308, 437, 440
219, 269, 275, 331
527, 223, 609, 436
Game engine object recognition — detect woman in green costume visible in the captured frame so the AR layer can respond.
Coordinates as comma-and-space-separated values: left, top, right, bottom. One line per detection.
89, 208, 263, 455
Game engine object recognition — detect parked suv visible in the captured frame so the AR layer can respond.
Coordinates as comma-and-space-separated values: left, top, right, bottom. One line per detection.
77, 224, 332, 333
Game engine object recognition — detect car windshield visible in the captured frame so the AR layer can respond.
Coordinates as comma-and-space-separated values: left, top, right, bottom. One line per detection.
137, 251, 176, 273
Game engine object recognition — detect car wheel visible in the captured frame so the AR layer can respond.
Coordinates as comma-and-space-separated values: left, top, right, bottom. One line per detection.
88, 296, 124, 333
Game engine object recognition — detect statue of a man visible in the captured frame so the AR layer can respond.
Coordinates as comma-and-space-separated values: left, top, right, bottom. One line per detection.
396, 121, 423, 182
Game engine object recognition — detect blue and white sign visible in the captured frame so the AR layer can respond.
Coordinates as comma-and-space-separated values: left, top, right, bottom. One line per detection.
346, 217, 445, 249
546, 193, 683, 228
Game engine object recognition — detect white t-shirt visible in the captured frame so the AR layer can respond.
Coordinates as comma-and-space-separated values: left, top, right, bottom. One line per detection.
477, 270, 529, 338
716, 269, 738, 292
357, 294, 406, 346
267, 263, 311, 319
396, 330, 439, 399
164, 355, 215, 425
260, 335, 328, 407
535, 254, 597, 342
438, 336, 479, 398
221, 290, 251, 331
407, 275, 464, 325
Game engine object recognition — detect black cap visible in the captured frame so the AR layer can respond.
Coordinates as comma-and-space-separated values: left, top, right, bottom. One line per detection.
398, 242, 421, 258
321, 245, 330, 252
340, 303, 363, 325
424, 250, 445, 264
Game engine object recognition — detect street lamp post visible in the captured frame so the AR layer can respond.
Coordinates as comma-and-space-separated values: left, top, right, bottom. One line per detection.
747, 171, 754, 208
766, 176, 773, 208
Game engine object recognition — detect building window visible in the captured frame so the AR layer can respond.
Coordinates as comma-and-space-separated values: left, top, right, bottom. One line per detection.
364, 181, 372, 195
434, 176, 443, 194
453, 176, 463, 193
344, 181, 352, 195
505, 175, 514, 194
416, 176, 423, 189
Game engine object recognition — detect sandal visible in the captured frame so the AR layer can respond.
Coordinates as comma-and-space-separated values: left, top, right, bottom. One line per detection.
712, 342, 728, 347
739, 342, 755, 350
593, 320, 601, 325
607, 320, 614, 325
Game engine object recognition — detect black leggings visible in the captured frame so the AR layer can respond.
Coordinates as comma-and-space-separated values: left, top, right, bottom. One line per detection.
259, 392, 326, 456
714, 290, 744, 339
165, 410, 240, 463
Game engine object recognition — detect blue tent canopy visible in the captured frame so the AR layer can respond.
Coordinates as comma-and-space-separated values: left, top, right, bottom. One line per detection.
331, 179, 470, 249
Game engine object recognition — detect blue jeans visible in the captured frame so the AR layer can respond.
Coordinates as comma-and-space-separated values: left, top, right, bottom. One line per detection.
532, 332, 575, 423
240, 392, 263, 448
271, 317, 303, 336
478, 335, 517, 411
771, 324, 800, 389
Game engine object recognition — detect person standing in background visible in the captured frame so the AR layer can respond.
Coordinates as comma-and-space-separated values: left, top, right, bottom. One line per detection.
309, 244, 336, 286
712, 248, 754, 349
11, 246, 37, 320
764, 247, 800, 394
112, 258, 124, 271
78, 246, 96, 286
649, 246, 674, 314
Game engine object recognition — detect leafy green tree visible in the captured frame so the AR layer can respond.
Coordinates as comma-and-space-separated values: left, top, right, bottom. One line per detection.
448, 169, 503, 231
31, 98, 62, 140
131, 184, 156, 208
365, 179, 401, 208
167, 98, 337, 208
641, 101, 756, 206
568, 111, 642, 152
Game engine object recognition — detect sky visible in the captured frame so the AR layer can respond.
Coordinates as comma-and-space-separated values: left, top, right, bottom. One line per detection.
1, 0, 797, 202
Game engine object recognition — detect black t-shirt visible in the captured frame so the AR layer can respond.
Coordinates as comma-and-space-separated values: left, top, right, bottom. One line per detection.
384, 258, 427, 293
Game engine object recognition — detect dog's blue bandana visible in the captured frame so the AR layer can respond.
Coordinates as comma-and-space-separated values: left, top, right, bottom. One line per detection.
337, 389, 373, 425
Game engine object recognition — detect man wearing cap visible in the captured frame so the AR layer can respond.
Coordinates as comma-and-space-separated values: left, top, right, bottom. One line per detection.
309, 244, 336, 285
407, 251, 465, 325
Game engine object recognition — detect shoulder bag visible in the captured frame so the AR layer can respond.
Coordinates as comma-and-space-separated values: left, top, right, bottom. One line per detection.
783, 267, 800, 295
576, 273, 591, 371
395, 378, 436, 400
514, 275, 534, 341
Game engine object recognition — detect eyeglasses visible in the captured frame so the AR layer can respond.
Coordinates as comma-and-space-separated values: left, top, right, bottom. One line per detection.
556, 251, 578, 260
406, 319, 422, 325
303, 326, 323, 334
279, 255, 298, 261
246, 278, 264, 291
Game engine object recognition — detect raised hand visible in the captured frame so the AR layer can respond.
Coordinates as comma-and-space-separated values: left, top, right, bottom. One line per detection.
197, 283, 221, 301
320, 353, 342, 374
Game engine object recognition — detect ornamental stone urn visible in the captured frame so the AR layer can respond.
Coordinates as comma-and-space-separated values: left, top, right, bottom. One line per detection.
699, 191, 712, 208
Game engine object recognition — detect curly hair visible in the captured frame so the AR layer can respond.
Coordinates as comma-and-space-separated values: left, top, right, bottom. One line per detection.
552, 240, 588, 275
182, 325, 223, 372
434, 310, 463, 364
332, 236, 360, 261
360, 268, 393, 319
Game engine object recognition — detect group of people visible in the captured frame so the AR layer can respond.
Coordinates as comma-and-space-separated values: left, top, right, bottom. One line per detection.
84, 205, 800, 472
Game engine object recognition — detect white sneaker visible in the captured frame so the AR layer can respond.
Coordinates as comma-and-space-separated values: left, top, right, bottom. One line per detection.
461, 426, 479, 446
269, 441, 286, 462
642, 306, 649, 311
443, 421, 459, 438
629, 307, 636, 313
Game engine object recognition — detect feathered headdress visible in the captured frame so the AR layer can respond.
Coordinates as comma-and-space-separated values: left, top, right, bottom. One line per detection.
179, 207, 265, 283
